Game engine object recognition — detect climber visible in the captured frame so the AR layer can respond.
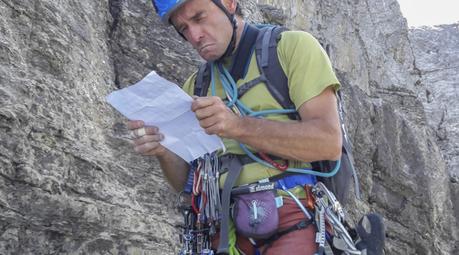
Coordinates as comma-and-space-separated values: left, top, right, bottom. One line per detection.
127, 0, 385, 254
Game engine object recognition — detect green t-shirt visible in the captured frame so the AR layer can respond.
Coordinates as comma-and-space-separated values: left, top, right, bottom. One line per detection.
183, 30, 340, 186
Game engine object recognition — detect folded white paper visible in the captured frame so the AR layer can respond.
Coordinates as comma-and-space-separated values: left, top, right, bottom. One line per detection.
106, 71, 224, 162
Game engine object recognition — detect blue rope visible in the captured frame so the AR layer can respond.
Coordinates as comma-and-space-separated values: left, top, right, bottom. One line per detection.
211, 62, 341, 177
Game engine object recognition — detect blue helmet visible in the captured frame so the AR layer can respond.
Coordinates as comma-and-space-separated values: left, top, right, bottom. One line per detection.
152, 0, 239, 60
152, 0, 189, 24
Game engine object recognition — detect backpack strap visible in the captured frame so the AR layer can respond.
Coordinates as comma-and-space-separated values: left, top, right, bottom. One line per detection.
237, 74, 267, 98
254, 26, 299, 119
229, 24, 259, 82
336, 90, 361, 200
216, 155, 244, 255
194, 62, 211, 97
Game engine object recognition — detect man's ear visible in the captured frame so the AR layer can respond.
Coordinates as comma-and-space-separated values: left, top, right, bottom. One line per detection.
222, 0, 237, 14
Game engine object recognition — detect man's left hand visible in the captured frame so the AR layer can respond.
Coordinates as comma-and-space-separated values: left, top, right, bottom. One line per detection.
191, 96, 241, 138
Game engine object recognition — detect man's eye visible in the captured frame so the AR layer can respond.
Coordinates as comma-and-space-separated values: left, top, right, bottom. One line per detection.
197, 16, 206, 22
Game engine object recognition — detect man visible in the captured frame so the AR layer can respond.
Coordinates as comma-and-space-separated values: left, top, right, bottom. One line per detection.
128, 0, 342, 254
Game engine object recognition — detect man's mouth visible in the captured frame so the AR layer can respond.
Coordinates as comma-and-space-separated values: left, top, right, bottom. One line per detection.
199, 44, 212, 53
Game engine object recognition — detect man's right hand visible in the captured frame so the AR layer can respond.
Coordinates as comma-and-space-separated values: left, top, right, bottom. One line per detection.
127, 120, 167, 157
128, 120, 189, 192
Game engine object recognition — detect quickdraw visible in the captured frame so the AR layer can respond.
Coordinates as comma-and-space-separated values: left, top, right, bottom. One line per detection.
179, 153, 221, 255
312, 182, 361, 255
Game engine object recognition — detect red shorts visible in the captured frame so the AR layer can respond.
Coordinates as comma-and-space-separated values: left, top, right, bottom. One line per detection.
214, 197, 318, 255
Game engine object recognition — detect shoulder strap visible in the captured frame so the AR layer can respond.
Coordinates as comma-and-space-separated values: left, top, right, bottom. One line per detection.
255, 26, 292, 109
254, 26, 299, 119
194, 62, 211, 96
336, 90, 361, 201
229, 24, 260, 82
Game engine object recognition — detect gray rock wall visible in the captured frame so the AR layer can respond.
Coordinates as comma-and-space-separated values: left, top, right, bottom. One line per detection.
0, 0, 180, 254
0, 0, 457, 254
409, 23, 459, 254
409, 23, 459, 180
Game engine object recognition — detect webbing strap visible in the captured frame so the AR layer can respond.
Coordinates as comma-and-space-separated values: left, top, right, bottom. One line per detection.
254, 26, 298, 120
229, 24, 259, 81
237, 75, 268, 98
256, 218, 314, 252
260, 27, 274, 68
195, 62, 211, 97
336, 90, 361, 200
217, 156, 243, 255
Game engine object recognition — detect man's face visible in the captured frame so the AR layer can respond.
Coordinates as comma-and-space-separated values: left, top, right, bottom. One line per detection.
170, 0, 234, 61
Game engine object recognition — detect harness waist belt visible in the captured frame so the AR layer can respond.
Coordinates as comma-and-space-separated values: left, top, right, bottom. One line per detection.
231, 174, 317, 195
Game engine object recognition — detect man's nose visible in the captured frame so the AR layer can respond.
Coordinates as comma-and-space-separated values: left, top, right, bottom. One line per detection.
186, 25, 204, 45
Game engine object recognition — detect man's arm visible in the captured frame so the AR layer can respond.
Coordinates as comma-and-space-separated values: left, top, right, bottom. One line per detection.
192, 85, 342, 162
127, 120, 189, 192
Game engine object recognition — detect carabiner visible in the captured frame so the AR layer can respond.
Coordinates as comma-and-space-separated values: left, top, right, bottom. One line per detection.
259, 152, 289, 171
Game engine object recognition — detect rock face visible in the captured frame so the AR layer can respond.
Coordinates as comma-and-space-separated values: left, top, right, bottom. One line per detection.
409, 24, 459, 254
409, 24, 459, 180
0, 0, 457, 254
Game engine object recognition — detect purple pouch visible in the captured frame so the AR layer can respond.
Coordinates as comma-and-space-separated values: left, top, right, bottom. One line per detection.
232, 190, 279, 239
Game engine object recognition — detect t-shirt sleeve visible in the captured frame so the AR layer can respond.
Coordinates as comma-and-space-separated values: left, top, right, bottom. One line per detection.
181, 71, 198, 96
277, 31, 340, 109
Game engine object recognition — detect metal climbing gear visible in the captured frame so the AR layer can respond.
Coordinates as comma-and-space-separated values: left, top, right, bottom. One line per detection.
315, 205, 326, 255
312, 182, 361, 255
178, 154, 221, 255
191, 153, 221, 225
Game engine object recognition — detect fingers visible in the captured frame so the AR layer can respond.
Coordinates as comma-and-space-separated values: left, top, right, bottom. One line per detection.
194, 103, 224, 121
137, 126, 159, 136
199, 116, 219, 129
126, 120, 166, 156
132, 132, 166, 156
134, 138, 165, 155
127, 120, 144, 130
192, 96, 228, 123
133, 134, 164, 146
191, 96, 221, 112
191, 97, 241, 137
128, 122, 160, 138
134, 127, 146, 137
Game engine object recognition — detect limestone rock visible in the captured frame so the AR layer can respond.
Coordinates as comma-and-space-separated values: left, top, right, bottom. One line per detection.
409, 23, 459, 180
0, 0, 457, 254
